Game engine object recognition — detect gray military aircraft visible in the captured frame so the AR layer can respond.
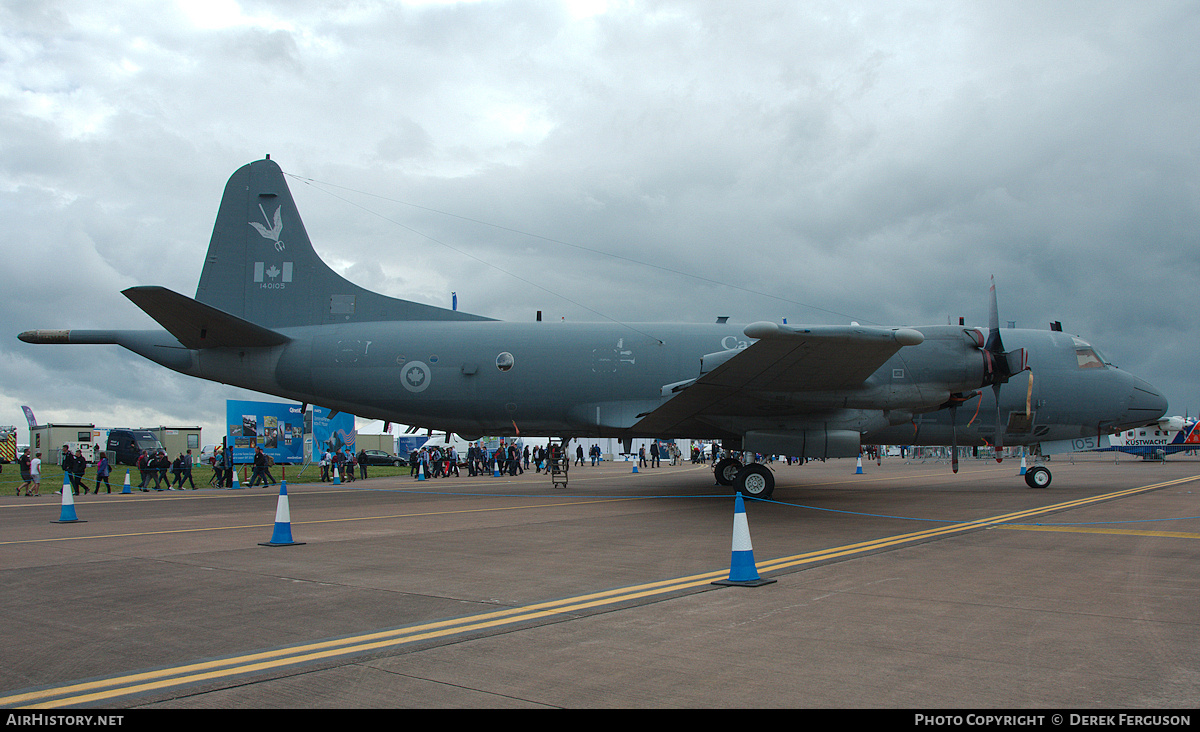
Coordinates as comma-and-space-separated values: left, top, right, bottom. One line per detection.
19, 158, 1169, 497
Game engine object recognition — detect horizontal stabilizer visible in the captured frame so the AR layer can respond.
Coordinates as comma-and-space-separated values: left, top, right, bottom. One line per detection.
123, 286, 290, 349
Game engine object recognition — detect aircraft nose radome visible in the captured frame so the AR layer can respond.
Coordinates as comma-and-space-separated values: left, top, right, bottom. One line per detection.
1124, 376, 1169, 425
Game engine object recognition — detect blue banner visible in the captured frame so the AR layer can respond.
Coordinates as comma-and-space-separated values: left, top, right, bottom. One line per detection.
312, 406, 356, 460
225, 400, 306, 464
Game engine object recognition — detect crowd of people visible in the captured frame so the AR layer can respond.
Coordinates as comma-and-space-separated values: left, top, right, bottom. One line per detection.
128, 447, 200, 491
8, 444, 202, 495
8, 439, 698, 496
405, 441, 554, 479
317, 447, 361, 482
402, 440, 687, 479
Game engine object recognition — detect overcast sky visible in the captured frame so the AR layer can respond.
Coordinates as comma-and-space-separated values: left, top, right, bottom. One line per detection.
2, 0, 1197, 447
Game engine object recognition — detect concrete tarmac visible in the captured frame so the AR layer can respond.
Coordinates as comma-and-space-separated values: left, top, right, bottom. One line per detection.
2, 454, 1198, 709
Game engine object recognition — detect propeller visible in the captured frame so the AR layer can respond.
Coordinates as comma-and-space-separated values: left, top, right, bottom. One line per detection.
944, 278, 1030, 470
977, 276, 1029, 462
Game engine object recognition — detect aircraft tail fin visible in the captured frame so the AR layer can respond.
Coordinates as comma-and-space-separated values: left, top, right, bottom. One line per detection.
124, 286, 290, 349
196, 158, 492, 328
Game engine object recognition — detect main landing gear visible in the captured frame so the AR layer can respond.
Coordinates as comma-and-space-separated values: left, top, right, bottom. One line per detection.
714, 456, 775, 499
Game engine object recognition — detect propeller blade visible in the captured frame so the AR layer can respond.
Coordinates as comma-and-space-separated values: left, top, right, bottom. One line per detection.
986, 275, 1005, 357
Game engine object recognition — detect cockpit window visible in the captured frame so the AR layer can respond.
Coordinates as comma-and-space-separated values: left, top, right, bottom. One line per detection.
1076, 347, 1105, 369
1072, 337, 1111, 369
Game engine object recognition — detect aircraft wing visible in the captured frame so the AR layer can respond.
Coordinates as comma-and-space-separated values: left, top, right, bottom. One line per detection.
122, 286, 290, 349
631, 321, 924, 435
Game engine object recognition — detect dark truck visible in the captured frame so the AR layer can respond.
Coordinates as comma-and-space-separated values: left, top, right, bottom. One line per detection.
106, 429, 165, 466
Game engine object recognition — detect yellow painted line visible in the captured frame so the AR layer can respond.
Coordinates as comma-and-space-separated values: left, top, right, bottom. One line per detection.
999, 525, 1200, 539
6, 473, 1198, 708
759, 474, 1200, 573
2, 569, 726, 709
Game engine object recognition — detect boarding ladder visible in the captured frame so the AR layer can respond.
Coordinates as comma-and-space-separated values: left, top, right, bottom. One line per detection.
548, 438, 569, 489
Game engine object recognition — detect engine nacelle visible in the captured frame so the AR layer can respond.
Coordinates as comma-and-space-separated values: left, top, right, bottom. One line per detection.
1158, 416, 1186, 433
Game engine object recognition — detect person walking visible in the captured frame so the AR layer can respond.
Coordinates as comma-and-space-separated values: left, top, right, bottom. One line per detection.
210, 446, 224, 487
137, 449, 151, 491
250, 447, 268, 487
221, 444, 234, 488
17, 448, 33, 496
95, 452, 112, 493
181, 449, 196, 489
170, 454, 185, 489
151, 451, 170, 491
29, 452, 42, 496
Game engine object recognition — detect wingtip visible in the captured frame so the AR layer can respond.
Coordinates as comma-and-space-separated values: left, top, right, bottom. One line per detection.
18, 329, 70, 344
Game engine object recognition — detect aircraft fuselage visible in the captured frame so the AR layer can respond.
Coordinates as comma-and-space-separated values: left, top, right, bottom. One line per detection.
57, 320, 1163, 450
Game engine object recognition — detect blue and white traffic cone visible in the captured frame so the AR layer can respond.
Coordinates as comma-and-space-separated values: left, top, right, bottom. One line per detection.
632, 460, 639, 473
231, 466, 242, 490
417, 461, 426, 481
121, 470, 132, 494
855, 456, 864, 474
259, 481, 305, 547
1019, 454, 1027, 476
712, 492, 775, 587
52, 473, 86, 524
493, 459, 500, 477
333, 463, 341, 485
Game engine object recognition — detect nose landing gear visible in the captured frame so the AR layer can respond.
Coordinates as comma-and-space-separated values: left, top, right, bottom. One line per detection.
1024, 465, 1051, 489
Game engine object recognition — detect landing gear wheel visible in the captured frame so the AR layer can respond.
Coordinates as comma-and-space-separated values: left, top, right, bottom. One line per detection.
1024, 465, 1052, 489
713, 457, 743, 486
735, 464, 775, 499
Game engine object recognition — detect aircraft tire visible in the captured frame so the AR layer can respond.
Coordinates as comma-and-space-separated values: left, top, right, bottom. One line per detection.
714, 457, 743, 486
1024, 466, 1052, 489
736, 464, 775, 499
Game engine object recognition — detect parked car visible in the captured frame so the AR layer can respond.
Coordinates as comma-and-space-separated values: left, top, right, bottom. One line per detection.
358, 449, 406, 467
199, 444, 219, 465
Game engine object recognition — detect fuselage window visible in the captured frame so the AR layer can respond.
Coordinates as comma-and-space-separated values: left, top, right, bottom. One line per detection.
496, 352, 515, 372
